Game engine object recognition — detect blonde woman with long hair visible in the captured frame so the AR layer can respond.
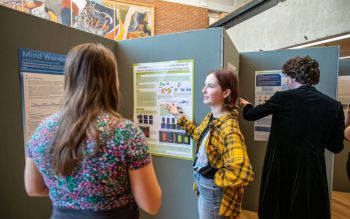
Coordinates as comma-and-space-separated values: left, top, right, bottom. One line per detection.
24, 43, 161, 219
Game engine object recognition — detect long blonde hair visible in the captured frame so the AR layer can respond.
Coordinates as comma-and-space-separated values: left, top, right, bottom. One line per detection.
50, 43, 120, 176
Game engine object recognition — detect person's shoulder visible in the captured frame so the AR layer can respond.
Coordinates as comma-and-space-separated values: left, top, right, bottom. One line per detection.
37, 112, 62, 131
97, 114, 142, 140
220, 112, 240, 134
278, 88, 297, 96
98, 112, 136, 129
27, 112, 61, 149
120, 119, 139, 130
315, 90, 342, 106
42, 112, 61, 123
203, 112, 213, 122
111, 117, 140, 133
281, 85, 314, 98
116, 119, 145, 140
48, 112, 62, 121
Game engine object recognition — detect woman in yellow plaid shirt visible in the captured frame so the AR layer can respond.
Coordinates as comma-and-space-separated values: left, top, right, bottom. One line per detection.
167, 69, 254, 219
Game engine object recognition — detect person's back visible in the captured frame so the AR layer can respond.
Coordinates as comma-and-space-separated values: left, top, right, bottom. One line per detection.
25, 43, 161, 219
271, 86, 343, 154
265, 85, 344, 219
28, 112, 150, 213
241, 56, 344, 219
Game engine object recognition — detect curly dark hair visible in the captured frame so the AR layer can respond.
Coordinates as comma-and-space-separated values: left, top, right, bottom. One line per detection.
282, 56, 320, 85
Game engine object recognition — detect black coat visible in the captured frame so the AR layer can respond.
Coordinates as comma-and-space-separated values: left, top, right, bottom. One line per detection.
243, 85, 344, 219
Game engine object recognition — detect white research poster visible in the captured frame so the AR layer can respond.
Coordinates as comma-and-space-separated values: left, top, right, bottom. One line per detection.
19, 48, 65, 144
254, 70, 288, 141
133, 60, 194, 160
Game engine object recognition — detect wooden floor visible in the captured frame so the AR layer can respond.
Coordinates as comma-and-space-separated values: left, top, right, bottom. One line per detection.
332, 191, 350, 219
238, 210, 258, 219
238, 191, 350, 219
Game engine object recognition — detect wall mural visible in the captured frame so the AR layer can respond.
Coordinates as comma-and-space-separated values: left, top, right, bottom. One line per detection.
0, 0, 154, 40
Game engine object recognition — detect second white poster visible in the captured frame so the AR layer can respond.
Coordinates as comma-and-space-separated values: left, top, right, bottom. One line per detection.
254, 70, 288, 141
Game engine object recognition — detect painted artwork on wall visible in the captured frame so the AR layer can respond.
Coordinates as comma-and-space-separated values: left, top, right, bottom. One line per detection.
0, 0, 23, 11
26, 0, 74, 24
72, 0, 115, 39
113, 1, 153, 40
0, 0, 154, 40
0, 0, 75, 25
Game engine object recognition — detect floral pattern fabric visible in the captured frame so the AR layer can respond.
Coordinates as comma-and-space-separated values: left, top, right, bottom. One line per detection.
27, 112, 151, 210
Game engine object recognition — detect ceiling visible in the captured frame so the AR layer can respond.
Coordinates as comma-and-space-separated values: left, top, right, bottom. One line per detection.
311, 37, 350, 58
163, 0, 252, 13
164, 1, 350, 58
288, 35, 350, 59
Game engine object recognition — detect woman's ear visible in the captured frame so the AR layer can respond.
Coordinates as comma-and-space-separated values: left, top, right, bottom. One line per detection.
223, 89, 231, 98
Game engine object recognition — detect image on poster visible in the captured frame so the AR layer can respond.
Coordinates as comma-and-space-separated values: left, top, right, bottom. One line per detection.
19, 48, 65, 144
337, 76, 350, 122
133, 60, 194, 160
254, 70, 288, 141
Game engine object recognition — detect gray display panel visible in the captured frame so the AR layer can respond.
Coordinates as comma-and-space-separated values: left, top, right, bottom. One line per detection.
0, 6, 116, 219
116, 28, 224, 219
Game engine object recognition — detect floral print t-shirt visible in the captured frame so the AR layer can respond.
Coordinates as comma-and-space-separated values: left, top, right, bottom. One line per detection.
26, 112, 151, 211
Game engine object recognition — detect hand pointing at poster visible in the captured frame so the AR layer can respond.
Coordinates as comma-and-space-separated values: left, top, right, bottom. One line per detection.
239, 98, 251, 107
166, 103, 181, 118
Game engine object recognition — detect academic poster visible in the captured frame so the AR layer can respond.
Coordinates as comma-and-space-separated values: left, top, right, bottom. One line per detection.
19, 48, 65, 144
338, 75, 350, 122
254, 70, 288, 141
133, 60, 194, 160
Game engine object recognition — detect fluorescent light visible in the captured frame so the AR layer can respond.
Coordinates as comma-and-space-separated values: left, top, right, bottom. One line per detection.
290, 34, 350, 49
340, 56, 350, 60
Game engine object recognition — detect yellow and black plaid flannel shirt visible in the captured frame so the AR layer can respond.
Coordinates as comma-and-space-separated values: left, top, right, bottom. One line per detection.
177, 110, 254, 218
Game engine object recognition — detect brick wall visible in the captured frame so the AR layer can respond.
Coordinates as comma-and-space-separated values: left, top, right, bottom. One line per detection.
122, 0, 209, 35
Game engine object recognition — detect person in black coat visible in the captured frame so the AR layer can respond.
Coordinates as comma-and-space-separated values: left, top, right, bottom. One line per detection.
240, 56, 344, 219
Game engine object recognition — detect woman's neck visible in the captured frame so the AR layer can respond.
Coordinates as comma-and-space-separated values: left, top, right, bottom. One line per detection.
211, 105, 229, 118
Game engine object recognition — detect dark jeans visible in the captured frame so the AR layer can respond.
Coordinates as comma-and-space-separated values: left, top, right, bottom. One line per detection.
51, 202, 139, 219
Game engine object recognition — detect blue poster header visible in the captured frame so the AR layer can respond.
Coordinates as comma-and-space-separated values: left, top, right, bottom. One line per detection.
19, 48, 66, 74
256, 73, 281, 86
